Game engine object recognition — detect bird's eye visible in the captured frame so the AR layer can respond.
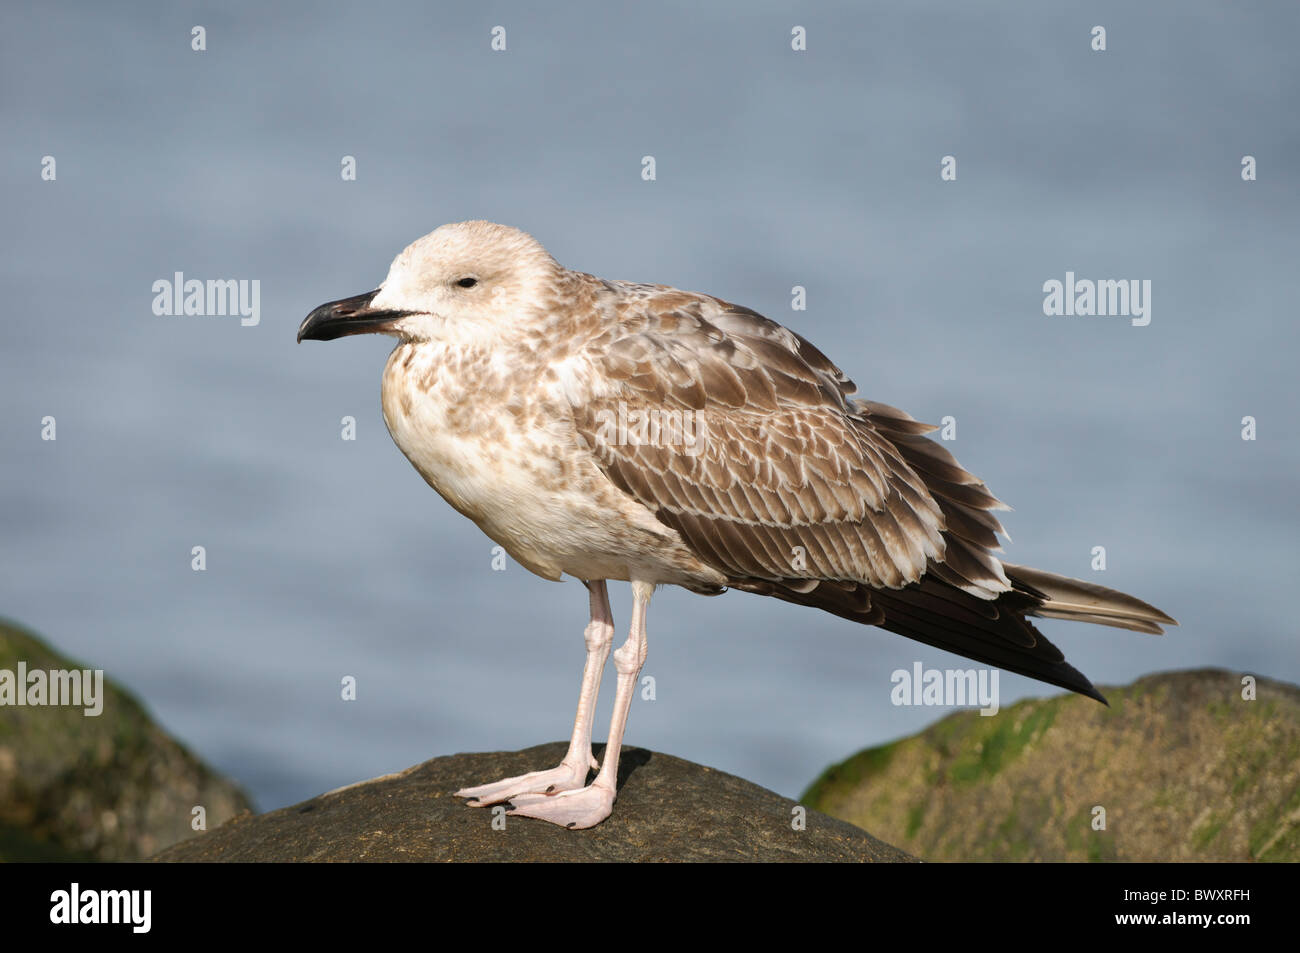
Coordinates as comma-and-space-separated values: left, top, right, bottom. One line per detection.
456, 277, 478, 288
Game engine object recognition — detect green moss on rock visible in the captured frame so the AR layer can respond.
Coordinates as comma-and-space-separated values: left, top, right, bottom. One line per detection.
0, 617, 253, 861
803, 669, 1300, 862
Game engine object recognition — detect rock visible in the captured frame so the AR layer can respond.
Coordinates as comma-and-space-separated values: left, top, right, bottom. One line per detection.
0, 618, 253, 861
152, 742, 914, 862
803, 668, 1300, 862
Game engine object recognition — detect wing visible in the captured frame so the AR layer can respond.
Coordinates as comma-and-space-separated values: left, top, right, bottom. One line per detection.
570, 288, 1012, 597
568, 287, 1137, 702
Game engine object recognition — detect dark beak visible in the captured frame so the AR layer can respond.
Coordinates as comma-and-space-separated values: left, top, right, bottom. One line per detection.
297, 290, 413, 342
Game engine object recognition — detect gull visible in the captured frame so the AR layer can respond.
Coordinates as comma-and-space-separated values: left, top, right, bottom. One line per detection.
297, 220, 1176, 830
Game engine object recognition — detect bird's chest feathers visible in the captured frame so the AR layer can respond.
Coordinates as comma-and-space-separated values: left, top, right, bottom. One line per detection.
380, 342, 587, 542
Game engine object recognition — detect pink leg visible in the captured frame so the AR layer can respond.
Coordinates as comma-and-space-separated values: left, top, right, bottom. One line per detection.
508, 580, 653, 829
455, 580, 614, 805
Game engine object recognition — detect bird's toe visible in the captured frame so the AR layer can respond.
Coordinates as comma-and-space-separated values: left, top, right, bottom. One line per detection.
454, 761, 592, 805
507, 784, 616, 830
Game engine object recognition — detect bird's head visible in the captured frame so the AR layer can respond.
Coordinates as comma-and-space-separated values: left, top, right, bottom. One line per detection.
297, 220, 561, 345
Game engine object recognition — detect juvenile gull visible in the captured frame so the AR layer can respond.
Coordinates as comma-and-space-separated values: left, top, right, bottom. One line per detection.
297, 220, 1176, 829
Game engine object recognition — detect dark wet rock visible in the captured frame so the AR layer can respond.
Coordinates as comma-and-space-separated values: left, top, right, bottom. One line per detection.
153, 742, 914, 862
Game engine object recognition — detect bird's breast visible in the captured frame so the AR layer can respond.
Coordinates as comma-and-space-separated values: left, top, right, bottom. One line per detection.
377, 341, 724, 588
379, 342, 609, 576
381, 342, 522, 517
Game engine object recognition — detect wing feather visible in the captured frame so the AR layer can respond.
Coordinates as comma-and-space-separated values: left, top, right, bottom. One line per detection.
572, 290, 964, 590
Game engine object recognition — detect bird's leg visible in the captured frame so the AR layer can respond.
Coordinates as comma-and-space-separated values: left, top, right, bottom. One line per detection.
508, 580, 652, 829
455, 580, 614, 805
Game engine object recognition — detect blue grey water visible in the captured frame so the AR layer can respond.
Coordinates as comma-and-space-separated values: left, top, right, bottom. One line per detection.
2, 2, 1296, 811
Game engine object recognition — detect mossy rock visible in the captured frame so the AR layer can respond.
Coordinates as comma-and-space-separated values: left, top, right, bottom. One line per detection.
803, 669, 1300, 862
0, 617, 252, 860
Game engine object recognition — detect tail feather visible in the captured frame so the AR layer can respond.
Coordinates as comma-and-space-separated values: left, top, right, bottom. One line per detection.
732, 563, 1175, 705
734, 573, 1111, 703
1031, 609, 1164, 635
1001, 563, 1178, 633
